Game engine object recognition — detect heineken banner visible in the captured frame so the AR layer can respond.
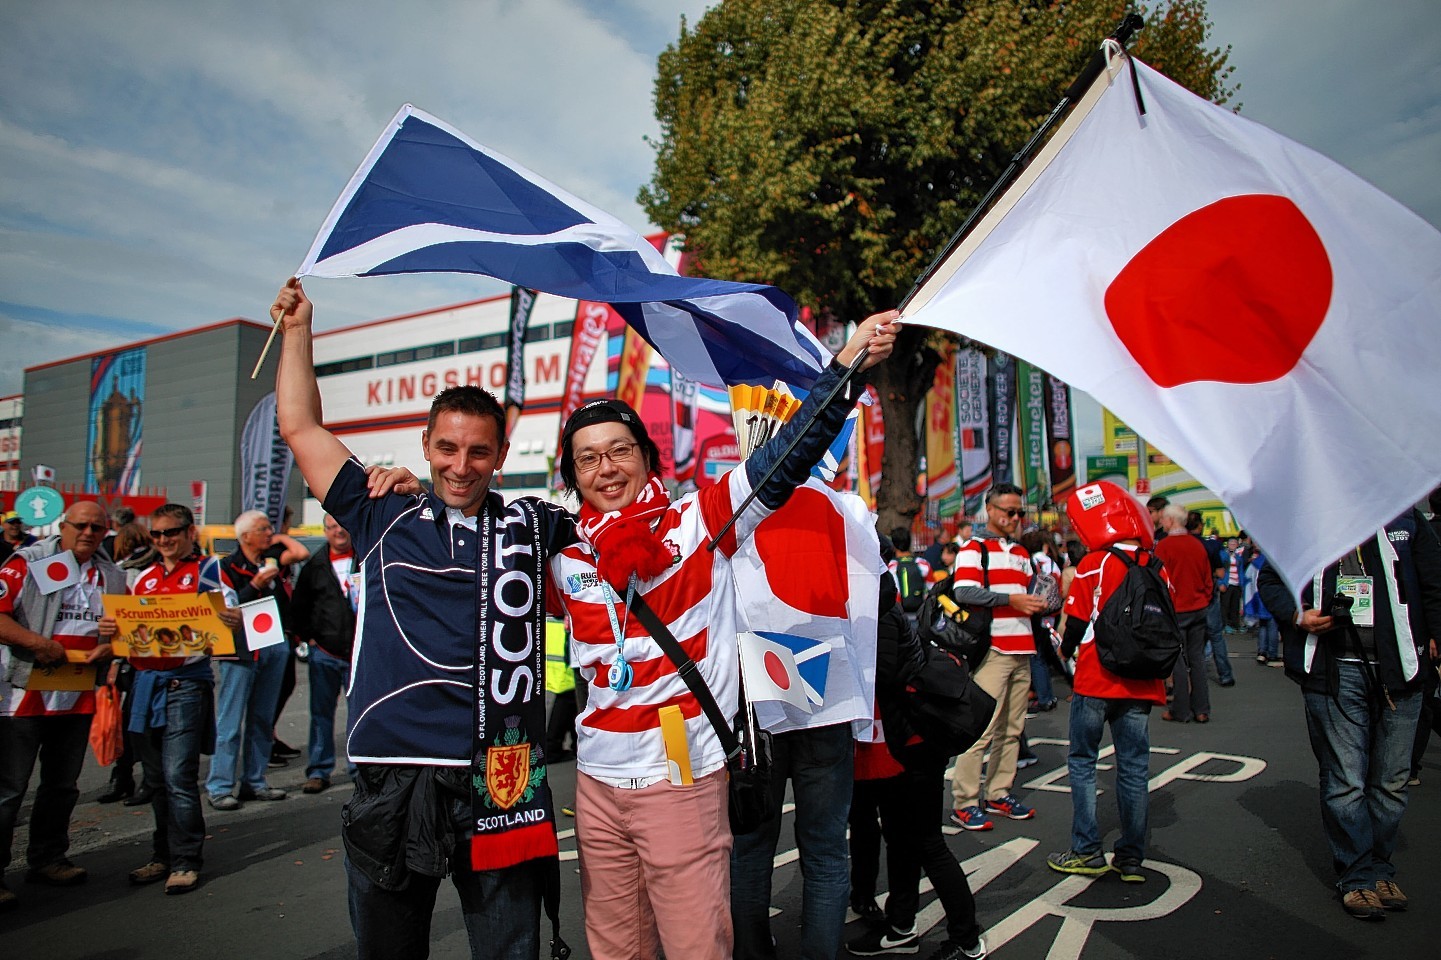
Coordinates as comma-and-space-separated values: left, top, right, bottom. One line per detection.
956, 347, 991, 516
1044, 374, 1077, 502
502, 286, 537, 435
989, 352, 1016, 486
1016, 359, 1048, 507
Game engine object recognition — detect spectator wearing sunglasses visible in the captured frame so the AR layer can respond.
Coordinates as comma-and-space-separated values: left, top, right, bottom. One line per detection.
948, 483, 1048, 833
0, 501, 124, 910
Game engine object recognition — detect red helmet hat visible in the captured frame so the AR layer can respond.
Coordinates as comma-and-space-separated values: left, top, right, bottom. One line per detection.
1065, 481, 1155, 551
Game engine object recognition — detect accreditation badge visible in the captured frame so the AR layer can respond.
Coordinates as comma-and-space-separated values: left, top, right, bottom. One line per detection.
1336, 575, 1374, 627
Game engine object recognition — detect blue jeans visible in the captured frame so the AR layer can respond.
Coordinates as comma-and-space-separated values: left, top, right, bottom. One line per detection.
206, 644, 288, 797
347, 855, 541, 960
1205, 587, 1234, 683
1030, 653, 1056, 706
134, 677, 211, 871
1256, 618, 1279, 659
0, 713, 92, 871
1067, 695, 1152, 864
306, 645, 353, 780
731, 723, 854, 960
1303, 663, 1421, 892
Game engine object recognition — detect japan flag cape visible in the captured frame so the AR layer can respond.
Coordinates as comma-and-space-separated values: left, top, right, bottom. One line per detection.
903, 55, 1441, 596
731, 480, 882, 739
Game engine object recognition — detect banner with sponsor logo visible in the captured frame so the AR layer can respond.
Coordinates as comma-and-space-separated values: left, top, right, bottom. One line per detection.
105, 592, 235, 658
552, 299, 616, 487
925, 343, 961, 518
956, 348, 991, 517
86, 347, 145, 494
1016, 359, 1049, 506
240, 392, 294, 532
1044, 374, 1077, 502
989, 352, 1016, 486
502, 286, 538, 435
670, 368, 700, 490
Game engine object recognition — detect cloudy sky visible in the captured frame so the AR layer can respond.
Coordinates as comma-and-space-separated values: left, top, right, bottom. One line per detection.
2, 0, 1437, 397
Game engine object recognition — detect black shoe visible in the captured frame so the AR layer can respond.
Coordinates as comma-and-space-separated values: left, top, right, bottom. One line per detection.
847, 923, 919, 955
123, 785, 156, 807
97, 772, 136, 804
1218, 679, 1236, 687
271, 739, 302, 760
849, 897, 886, 927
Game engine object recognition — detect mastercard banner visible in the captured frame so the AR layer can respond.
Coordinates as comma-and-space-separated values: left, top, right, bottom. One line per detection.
105, 593, 234, 658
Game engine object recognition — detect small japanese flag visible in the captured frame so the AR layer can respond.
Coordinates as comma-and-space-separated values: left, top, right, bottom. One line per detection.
31, 551, 80, 595
739, 631, 829, 714
240, 597, 286, 650
32, 464, 57, 485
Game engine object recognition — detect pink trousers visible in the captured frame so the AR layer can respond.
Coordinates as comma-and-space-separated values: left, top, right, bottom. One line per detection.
575, 768, 733, 960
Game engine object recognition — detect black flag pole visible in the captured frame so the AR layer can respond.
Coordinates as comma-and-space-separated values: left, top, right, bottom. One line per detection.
706, 14, 1145, 552
898, 12, 1144, 311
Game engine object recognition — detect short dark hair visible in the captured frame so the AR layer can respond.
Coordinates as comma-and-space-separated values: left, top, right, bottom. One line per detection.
427, 386, 506, 438
112, 506, 136, 525
1185, 510, 1204, 533
151, 503, 195, 527
889, 526, 913, 552
1146, 496, 1169, 511
985, 483, 1024, 504
557, 402, 661, 497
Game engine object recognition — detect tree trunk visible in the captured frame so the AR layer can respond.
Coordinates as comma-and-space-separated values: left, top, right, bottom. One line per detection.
868, 326, 940, 537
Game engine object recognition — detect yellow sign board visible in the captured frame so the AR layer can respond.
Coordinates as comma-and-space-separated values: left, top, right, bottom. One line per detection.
104, 593, 234, 658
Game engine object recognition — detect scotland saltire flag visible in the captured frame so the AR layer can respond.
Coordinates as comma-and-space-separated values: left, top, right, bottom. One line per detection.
298, 104, 829, 390
738, 631, 830, 713
754, 631, 830, 705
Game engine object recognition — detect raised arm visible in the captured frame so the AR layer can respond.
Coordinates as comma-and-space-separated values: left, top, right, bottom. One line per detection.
273, 278, 352, 505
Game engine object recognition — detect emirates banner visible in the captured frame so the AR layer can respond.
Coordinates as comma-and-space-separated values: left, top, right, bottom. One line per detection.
956, 348, 991, 516
553, 300, 613, 487
1044, 374, 1077, 502
1016, 359, 1048, 507
989, 352, 1016, 486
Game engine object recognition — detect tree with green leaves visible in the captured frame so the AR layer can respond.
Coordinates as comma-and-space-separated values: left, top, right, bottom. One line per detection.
641, 0, 1235, 532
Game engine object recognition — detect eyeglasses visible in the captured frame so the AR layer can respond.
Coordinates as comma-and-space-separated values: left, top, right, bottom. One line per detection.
151, 525, 192, 541
63, 521, 108, 534
574, 441, 638, 474
990, 507, 1025, 519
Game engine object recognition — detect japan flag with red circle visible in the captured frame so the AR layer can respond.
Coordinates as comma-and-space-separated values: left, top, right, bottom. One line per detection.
903, 55, 1441, 594
240, 597, 286, 650
30, 550, 80, 596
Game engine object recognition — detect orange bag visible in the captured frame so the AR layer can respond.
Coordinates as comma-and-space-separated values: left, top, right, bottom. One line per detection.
89, 684, 124, 767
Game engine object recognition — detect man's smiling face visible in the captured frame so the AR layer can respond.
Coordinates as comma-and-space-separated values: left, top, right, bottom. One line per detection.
422, 411, 510, 517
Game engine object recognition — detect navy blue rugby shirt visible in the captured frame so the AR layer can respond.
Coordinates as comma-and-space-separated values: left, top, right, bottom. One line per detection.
323, 459, 577, 766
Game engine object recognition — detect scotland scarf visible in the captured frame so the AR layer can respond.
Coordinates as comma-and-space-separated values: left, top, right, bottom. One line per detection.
471, 494, 558, 870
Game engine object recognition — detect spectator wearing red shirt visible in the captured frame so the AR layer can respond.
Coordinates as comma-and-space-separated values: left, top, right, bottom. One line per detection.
1046, 481, 1170, 884
1154, 504, 1214, 723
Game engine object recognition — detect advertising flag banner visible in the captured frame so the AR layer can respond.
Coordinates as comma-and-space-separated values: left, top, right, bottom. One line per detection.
670, 369, 700, 489
502, 287, 538, 435
1044, 374, 1077, 502
1016, 359, 1049, 506
925, 344, 961, 517
956, 348, 991, 516
552, 299, 615, 487
86, 347, 145, 494
901, 54, 1441, 592
989, 353, 1016, 486
240, 392, 294, 533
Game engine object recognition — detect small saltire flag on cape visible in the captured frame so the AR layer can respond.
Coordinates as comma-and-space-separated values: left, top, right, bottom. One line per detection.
297, 104, 829, 390
240, 597, 286, 651
30, 550, 80, 596
902, 55, 1441, 595
754, 631, 831, 705
738, 631, 814, 713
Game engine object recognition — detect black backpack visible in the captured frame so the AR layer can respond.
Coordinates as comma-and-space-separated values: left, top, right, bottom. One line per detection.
894, 557, 927, 613
1092, 547, 1183, 680
897, 641, 998, 760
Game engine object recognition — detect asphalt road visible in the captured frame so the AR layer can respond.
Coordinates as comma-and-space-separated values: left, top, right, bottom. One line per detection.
4, 633, 1437, 960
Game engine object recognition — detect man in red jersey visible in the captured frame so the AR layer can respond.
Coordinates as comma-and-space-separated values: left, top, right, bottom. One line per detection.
0, 501, 123, 909
1154, 504, 1215, 723
116, 503, 238, 895
1047, 482, 1172, 882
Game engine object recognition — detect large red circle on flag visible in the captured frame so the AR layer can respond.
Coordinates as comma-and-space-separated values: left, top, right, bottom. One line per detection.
46, 561, 70, 581
752, 487, 849, 619
764, 651, 792, 690
1104, 194, 1332, 387
252, 612, 274, 633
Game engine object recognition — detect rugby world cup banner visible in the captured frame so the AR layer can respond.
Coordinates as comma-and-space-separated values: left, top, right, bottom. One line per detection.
86, 347, 146, 494
241, 392, 294, 532
956, 348, 991, 516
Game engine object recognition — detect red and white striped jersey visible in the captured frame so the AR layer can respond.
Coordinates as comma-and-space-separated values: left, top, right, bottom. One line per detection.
954, 535, 1036, 655
0, 557, 104, 717
549, 466, 762, 782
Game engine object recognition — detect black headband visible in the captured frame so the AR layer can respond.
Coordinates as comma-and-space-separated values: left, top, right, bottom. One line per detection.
561, 398, 644, 451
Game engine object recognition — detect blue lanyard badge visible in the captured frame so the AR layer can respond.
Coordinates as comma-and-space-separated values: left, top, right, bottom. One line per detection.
601, 576, 637, 693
